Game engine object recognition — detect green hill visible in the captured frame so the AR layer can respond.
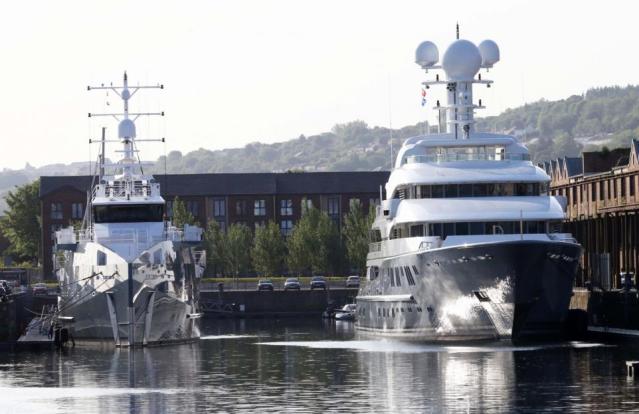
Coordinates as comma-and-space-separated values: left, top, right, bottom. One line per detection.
2, 84, 639, 211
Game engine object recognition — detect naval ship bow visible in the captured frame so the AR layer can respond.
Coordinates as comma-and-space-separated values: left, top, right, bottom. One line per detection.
54, 72, 205, 346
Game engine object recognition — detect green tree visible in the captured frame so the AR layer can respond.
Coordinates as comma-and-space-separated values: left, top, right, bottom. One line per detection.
343, 199, 374, 275
252, 221, 287, 276
203, 220, 227, 276
171, 196, 195, 228
224, 223, 253, 276
0, 180, 41, 264
287, 205, 340, 275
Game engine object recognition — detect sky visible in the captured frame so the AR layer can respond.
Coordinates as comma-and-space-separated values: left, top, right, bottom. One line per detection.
0, 0, 637, 169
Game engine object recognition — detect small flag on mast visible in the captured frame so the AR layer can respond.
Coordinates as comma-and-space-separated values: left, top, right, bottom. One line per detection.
421, 88, 427, 106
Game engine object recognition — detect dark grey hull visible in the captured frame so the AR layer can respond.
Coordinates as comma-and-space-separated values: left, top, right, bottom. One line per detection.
59, 279, 200, 346
357, 240, 581, 342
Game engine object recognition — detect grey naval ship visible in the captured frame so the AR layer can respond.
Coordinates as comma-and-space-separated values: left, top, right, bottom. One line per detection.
54, 73, 205, 346
356, 33, 581, 342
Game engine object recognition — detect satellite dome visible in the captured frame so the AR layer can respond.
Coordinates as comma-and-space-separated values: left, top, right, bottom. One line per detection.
478, 40, 500, 68
442, 39, 481, 81
118, 118, 136, 139
415, 41, 439, 69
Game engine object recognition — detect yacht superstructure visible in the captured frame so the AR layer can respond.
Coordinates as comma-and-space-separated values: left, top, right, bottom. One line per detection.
54, 73, 205, 346
356, 34, 581, 341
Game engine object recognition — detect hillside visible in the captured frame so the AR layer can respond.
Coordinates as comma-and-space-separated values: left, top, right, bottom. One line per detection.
1, 84, 639, 210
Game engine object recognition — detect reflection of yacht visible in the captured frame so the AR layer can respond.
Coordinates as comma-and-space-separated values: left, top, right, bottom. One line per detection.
356, 33, 581, 341
55, 73, 205, 346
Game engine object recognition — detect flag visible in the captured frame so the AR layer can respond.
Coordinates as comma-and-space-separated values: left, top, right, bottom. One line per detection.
421, 88, 427, 106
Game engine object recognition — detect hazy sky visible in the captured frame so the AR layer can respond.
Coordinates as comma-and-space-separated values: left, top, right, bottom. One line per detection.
0, 0, 637, 169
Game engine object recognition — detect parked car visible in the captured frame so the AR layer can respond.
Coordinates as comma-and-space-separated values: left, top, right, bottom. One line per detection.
257, 279, 274, 291
310, 276, 327, 290
32, 283, 48, 296
345, 275, 360, 288
284, 278, 301, 290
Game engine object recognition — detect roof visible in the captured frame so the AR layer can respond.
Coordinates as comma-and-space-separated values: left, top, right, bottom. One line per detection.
563, 157, 583, 177
40, 171, 391, 198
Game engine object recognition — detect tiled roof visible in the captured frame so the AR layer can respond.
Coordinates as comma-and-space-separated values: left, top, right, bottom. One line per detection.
40, 171, 391, 198
564, 157, 583, 177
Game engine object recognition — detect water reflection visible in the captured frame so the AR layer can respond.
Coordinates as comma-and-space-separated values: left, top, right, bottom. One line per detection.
0, 319, 638, 413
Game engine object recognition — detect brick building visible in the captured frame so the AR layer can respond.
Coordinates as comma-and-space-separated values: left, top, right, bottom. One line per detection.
39, 171, 390, 277
541, 140, 639, 288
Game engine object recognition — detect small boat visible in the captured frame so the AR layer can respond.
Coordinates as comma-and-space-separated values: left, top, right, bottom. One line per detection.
334, 304, 357, 321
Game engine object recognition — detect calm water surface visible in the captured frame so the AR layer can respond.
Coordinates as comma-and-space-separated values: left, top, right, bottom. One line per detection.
1, 319, 639, 413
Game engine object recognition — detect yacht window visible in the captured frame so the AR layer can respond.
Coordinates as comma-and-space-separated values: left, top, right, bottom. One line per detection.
419, 185, 431, 198
470, 222, 484, 235
431, 185, 445, 198
459, 184, 473, 197
390, 268, 395, 287
412, 265, 419, 275
443, 223, 455, 238
445, 185, 458, 197
472, 184, 488, 196
456, 222, 469, 236
429, 223, 443, 238
93, 204, 164, 223
97, 250, 107, 266
395, 272, 401, 286
410, 225, 424, 237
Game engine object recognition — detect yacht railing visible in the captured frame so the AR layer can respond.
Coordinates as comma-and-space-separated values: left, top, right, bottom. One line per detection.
55, 223, 203, 246
405, 153, 531, 164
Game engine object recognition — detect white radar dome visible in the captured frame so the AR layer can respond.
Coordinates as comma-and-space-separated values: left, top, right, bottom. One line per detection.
415, 41, 439, 69
442, 39, 481, 81
478, 40, 500, 68
118, 119, 136, 139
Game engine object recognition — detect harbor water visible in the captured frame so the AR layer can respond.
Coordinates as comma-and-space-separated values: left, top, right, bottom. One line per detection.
1, 319, 639, 413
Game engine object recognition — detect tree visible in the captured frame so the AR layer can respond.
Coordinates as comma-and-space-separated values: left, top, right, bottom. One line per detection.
171, 196, 195, 228
0, 180, 41, 264
224, 223, 253, 276
343, 199, 374, 275
287, 205, 340, 275
252, 221, 287, 276
203, 220, 227, 276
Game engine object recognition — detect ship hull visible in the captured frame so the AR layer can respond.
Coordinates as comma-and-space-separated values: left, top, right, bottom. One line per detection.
57, 240, 203, 346
356, 240, 581, 342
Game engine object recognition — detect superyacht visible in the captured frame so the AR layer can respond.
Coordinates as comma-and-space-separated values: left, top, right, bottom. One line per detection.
356, 33, 581, 341
54, 73, 205, 346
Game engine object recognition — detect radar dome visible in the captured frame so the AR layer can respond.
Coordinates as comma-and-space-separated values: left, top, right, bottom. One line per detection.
118, 119, 136, 139
442, 39, 481, 81
478, 40, 500, 68
415, 41, 439, 69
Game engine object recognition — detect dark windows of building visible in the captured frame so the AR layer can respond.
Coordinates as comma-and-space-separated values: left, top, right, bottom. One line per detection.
254, 199, 266, 216
217, 221, 226, 232
300, 198, 313, 215
280, 219, 293, 236
187, 201, 199, 217
254, 220, 266, 230
71, 203, 84, 219
236, 200, 249, 216
369, 198, 380, 207
213, 199, 226, 218
280, 199, 293, 216
51, 203, 63, 220
631, 177, 636, 197
166, 201, 173, 218
327, 196, 340, 216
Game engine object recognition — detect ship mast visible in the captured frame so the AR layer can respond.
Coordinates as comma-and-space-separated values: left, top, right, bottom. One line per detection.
415, 30, 500, 139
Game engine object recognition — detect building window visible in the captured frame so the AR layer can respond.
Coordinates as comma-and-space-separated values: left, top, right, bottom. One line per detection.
71, 203, 84, 219
235, 200, 249, 216
213, 199, 225, 218
51, 203, 63, 220
280, 199, 293, 216
280, 220, 293, 236
327, 197, 340, 216
50, 224, 62, 240
301, 198, 313, 214
254, 199, 266, 216
187, 201, 199, 217
255, 221, 266, 230
217, 220, 226, 233
166, 201, 173, 218
369, 198, 380, 207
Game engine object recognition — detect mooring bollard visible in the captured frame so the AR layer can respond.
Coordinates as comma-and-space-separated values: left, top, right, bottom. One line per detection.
626, 361, 639, 379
